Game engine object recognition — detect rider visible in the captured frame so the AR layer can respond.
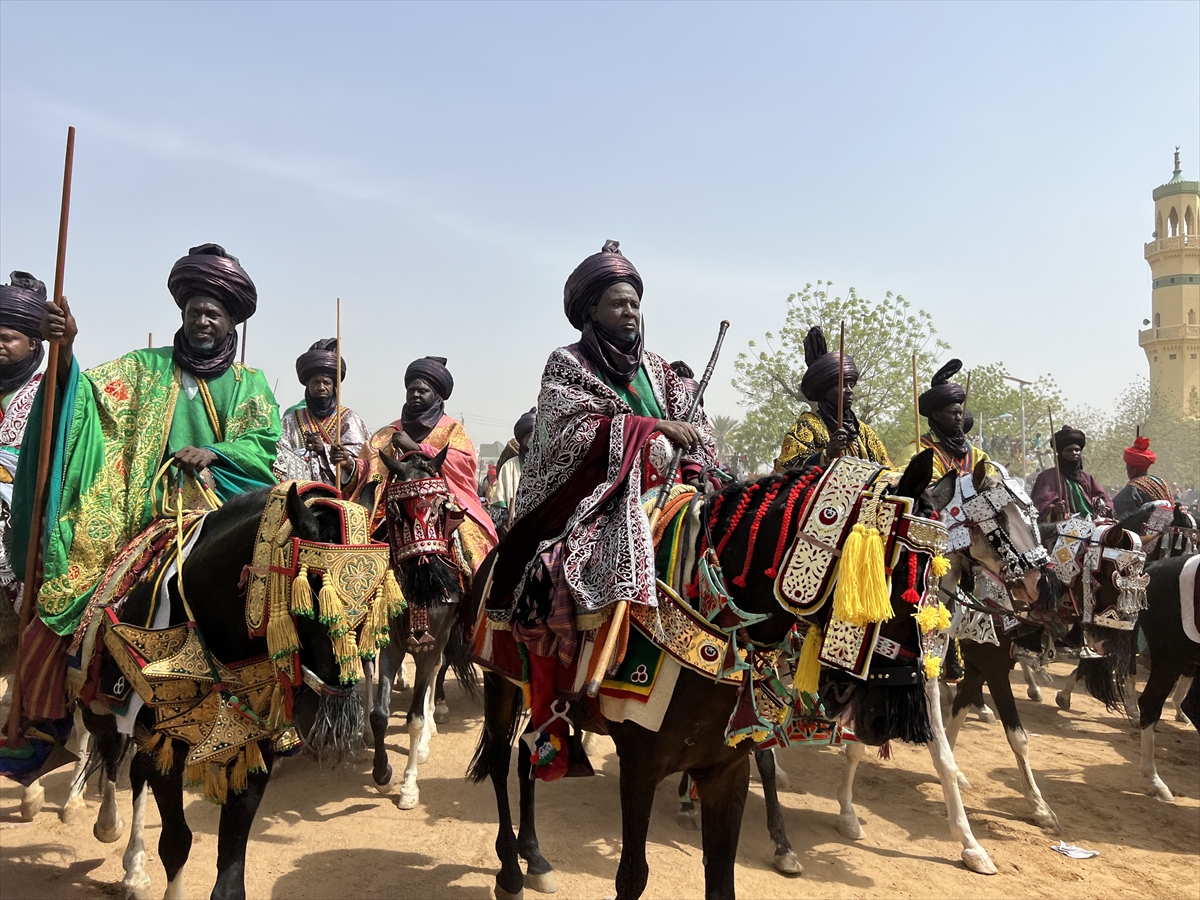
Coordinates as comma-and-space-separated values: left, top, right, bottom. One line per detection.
898, 359, 989, 479
1112, 435, 1173, 520
9, 243, 280, 727
1, 271, 47, 610
275, 339, 370, 491
487, 407, 536, 538
774, 326, 890, 471
484, 240, 716, 782
1031, 425, 1111, 522
354, 356, 497, 572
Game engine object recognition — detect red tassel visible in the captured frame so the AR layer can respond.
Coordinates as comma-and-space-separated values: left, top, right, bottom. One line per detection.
901, 589, 921, 605
900, 550, 920, 603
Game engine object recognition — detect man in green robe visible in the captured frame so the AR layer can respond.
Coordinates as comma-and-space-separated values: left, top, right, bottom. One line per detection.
10, 244, 280, 712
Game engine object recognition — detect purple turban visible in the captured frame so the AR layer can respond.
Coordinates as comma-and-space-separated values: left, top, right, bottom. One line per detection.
0, 271, 47, 338
1053, 426, 1086, 453
296, 338, 345, 384
514, 407, 537, 443
405, 356, 454, 400
563, 240, 643, 330
799, 326, 858, 402
167, 243, 257, 325
919, 359, 967, 417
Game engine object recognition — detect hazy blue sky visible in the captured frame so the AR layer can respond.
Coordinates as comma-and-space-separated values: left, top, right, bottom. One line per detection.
2, 1, 1197, 447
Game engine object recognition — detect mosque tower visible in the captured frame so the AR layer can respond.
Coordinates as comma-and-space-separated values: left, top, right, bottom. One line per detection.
1140, 147, 1200, 417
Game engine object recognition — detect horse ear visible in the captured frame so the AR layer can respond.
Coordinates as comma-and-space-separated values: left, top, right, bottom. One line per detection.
286, 483, 321, 541
1102, 523, 1129, 549
928, 471, 958, 512
894, 448, 934, 500
971, 458, 989, 493
430, 445, 450, 474
380, 450, 405, 479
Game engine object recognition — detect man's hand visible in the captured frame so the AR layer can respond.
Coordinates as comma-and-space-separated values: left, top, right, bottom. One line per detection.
329, 443, 351, 465
826, 428, 849, 457
175, 446, 218, 474
391, 430, 421, 454
303, 432, 323, 454
40, 297, 78, 345
656, 420, 700, 452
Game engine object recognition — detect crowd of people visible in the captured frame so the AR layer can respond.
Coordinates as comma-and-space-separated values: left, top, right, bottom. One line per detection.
0, 238, 1187, 781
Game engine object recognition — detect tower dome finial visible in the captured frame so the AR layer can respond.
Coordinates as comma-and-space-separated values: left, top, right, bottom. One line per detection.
1174, 146, 1181, 176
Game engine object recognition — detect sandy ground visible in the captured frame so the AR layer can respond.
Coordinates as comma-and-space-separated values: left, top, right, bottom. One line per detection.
1, 659, 1197, 900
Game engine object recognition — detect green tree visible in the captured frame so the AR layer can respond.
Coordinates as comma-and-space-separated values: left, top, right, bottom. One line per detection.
709, 415, 739, 463
731, 281, 950, 468
962, 363, 1065, 477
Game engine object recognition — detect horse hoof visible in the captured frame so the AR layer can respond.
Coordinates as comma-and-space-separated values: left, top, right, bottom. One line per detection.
774, 767, 792, 792
94, 818, 125, 844
494, 885, 524, 900
677, 806, 700, 830
1149, 780, 1175, 802
837, 812, 862, 840
1175, 711, 1192, 725
1055, 692, 1071, 711
397, 788, 420, 810
374, 768, 396, 794
19, 783, 45, 821
122, 874, 152, 900
524, 871, 558, 894
1027, 686, 1043, 702
961, 848, 998, 875
1034, 809, 1061, 834
60, 795, 88, 824
772, 850, 802, 875
976, 707, 998, 725
433, 703, 450, 725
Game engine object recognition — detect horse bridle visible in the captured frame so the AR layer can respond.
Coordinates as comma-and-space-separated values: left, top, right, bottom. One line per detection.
1048, 519, 1149, 631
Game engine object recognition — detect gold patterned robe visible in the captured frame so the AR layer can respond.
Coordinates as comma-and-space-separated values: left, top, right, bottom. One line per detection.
774, 410, 891, 473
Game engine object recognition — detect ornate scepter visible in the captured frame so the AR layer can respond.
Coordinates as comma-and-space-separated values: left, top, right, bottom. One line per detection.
6, 127, 75, 744
586, 319, 730, 698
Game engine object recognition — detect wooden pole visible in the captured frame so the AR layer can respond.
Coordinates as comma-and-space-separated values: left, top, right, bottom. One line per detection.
334, 298, 343, 490
147, 332, 153, 348
912, 352, 921, 451
1048, 407, 1070, 517
836, 321, 846, 457
6, 126, 75, 743
240, 321, 247, 365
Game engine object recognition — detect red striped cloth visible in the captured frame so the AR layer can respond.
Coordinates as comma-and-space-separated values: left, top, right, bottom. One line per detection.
17, 617, 67, 721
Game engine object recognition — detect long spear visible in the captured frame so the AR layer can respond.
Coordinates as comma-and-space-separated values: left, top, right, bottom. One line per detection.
240, 321, 247, 365
1048, 406, 1070, 517
912, 352, 921, 451
334, 297, 343, 490
586, 319, 730, 698
836, 321, 846, 457
6, 127, 75, 743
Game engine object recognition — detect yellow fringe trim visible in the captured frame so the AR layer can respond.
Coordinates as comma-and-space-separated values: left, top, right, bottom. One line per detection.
931, 555, 951, 578
245, 740, 267, 774
319, 572, 348, 634
292, 564, 314, 617
833, 524, 893, 627
229, 753, 248, 795
793, 625, 823, 695
384, 569, 406, 616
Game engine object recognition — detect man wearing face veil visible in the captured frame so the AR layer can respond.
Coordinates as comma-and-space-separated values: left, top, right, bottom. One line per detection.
1, 271, 48, 609
1031, 426, 1112, 522
895, 359, 989, 479
7, 244, 280, 726
275, 338, 369, 490
354, 356, 497, 572
774, 326, 891, 471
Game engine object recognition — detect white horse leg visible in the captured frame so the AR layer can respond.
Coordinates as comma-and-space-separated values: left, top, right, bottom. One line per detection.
120, 780, 152, 900
1003, 725, 1059, 832
398, 682, 433, 810
943, 702, 973, 791
1019, 659, 1043, 703
836, 741, 865, 839
923, 677, 997, 875
1174, 676, 1193, 724
19, 778, 45, 821
60, 710, 93, 824
93, 774, 125, 843
163, 865, 188, 900
1055, 665, 1079, 710
1140, 724, 1173, 801
395, 657, 412, 692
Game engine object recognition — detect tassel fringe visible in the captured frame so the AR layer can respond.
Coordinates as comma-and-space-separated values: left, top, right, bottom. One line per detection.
292, 565, 314, 617
793, 625, 822, 695
833, 524, 893, 627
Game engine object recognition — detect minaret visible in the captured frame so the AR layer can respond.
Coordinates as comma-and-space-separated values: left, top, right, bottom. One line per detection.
1140, 147, 1200, 417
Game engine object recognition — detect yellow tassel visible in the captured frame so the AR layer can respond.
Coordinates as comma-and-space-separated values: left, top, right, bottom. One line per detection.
931, 555, 951, 579
214, 763, 228, 805
793, 625, 823, 695
833, 525, 894, 627
267, 604, 300, 662
183, 762, 205, 789
292, 565, 314, 617
245, 740, 267, 774
201, 763, 225, 804
229, 751, 248, 794
913, 601, 952, 634
359, 618, 378, 658
319, 572, 348, 633
334, 629, 361, 683
267, 681, 286, 729
138, 729, 163, 756
924, 654, 942, 680
384, 569, 406, 616
156, 735, 175, 775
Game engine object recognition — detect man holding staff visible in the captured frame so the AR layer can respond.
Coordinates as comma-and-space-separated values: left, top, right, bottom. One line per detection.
483, 240, 716, 782
7, 243, 280, 729
1031, 425, 1111, 522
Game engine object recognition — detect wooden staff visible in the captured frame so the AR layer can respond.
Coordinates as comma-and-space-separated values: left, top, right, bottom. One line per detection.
147, 332, 153, 349
836, 321, 846, 457
6, 127, 75, 743
1048, 407, 1070, 516
963, 371, 971, 407
240, 321, 247, 365
334, 298, 343, 489
586, 319, 730, 698
912, 352, 921, 450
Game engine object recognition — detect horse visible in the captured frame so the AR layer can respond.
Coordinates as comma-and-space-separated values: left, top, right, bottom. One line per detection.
80, 482, 383, 900
469, 450, 997, 900
365, 447, 478, 810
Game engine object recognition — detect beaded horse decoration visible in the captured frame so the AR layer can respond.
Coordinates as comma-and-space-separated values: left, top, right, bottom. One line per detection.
1048, 518, 1148, 631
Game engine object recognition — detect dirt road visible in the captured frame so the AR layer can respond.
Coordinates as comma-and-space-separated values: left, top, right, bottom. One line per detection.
2, 659, 1197, 899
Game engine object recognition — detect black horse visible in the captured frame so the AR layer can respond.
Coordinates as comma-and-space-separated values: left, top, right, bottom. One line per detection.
365, 448, 477, 809
469, 450, 995, 900
82, 484, 366, 900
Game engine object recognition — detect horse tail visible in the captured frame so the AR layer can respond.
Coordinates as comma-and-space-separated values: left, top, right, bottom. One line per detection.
1079, 626, 1136, 712
467, 671, 523, 784
79, 707, 135, 784
445, 614, 479, 700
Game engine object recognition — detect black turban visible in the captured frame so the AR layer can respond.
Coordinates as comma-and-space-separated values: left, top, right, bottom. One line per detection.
514, 407, 537, 443
1053, 426, 1086, 453
405, 356, 454, 400
563, 240, 643, 330
799, 326, 858, 402
295, 338, 345, 384
0, 271, 47, 338
919, 359, 967, 417
167, 243, 257, 325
